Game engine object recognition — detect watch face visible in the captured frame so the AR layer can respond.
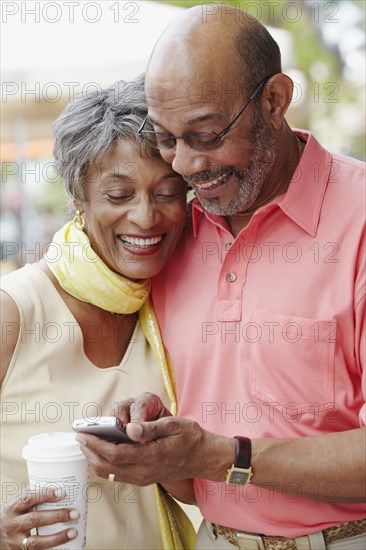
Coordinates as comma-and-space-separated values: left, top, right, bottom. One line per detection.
226, 467, 253, 486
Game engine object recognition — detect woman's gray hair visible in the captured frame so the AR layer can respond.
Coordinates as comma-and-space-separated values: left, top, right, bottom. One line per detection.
53, 73, 156, 202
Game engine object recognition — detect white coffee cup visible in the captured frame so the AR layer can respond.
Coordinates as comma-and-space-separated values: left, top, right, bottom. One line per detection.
22, 432, 89, 550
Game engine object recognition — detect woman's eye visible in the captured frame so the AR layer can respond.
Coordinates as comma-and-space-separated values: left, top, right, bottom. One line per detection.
156, 189, 186, 200
157, 193, 181, 199
104, 193, 132, 201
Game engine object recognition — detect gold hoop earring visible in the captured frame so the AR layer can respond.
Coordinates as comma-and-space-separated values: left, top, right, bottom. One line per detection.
73, 210, 85, 231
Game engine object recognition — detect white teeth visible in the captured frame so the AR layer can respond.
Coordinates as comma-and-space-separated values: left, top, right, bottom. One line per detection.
195, 172, 231, 190
199, 180, 218, 190
120, 235, 163, 248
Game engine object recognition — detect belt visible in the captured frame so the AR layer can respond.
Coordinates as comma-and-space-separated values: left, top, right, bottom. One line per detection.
212, 518, 366, 549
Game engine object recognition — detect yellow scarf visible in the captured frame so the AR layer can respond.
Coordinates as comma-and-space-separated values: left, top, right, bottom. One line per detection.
45, 221, 196, 548
44, 221, 150, 314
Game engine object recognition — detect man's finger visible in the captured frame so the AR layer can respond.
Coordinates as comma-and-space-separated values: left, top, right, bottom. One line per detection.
75, 433, 119, 457
126, 416, 179, 442
75, 433, 139, 464
109, 393, 166, 424
110, 398, 135, 423
129, 392, 166, 422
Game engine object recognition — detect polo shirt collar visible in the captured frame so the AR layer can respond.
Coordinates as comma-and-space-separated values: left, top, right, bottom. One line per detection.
192, 130, 332, 238
275, 130, 332, 237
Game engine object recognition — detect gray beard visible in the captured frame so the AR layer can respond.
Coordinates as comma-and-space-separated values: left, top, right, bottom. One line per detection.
187, 110, 277, 216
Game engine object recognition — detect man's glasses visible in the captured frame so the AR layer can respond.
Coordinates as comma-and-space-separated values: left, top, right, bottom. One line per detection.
138, 76, 270, 152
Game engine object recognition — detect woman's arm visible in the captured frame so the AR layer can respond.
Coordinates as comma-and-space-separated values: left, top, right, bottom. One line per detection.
0, 291, 20, 386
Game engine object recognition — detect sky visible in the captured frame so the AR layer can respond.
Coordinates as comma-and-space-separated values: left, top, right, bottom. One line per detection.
1, 1, 184, 94
1, 0, 295, 100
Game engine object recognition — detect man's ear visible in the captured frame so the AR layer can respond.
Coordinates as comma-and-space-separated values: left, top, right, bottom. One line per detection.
260, 73, 293, 130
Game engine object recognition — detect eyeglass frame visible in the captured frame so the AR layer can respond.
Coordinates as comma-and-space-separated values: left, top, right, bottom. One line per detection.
138, 75, 271, 151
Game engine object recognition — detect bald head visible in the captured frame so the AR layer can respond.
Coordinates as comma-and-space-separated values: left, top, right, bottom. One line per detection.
146, 4, 281, 102
142, 5, 293, 221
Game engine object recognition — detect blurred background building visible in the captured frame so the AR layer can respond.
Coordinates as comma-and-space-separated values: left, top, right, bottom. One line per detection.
1, 0, 365, 273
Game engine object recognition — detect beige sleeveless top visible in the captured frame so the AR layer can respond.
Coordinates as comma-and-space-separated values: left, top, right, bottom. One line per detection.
0, 264, 167, 549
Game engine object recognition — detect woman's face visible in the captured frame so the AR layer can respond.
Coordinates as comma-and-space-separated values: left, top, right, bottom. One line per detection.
76, 139, 187, 279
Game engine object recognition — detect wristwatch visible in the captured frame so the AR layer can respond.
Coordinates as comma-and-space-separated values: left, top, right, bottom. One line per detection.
226, 436, 253, 485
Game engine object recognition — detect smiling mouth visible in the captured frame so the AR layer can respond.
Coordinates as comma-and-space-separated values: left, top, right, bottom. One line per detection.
119, 235, 164, 249
192, 170, 233, 191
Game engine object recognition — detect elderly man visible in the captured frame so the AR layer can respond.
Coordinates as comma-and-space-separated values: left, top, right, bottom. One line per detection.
77, 5, 366, 549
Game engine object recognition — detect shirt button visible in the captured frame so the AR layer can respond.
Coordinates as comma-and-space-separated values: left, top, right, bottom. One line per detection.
225, 242, 232, 251
227, 272, 237, 282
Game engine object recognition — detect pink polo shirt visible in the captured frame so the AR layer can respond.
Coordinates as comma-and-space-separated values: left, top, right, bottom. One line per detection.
152, 131, 366, 537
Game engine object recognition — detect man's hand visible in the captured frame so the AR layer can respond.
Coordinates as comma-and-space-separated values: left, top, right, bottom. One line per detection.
76, 394, 235, 486
75, 394, 366, 502
110, 392, 172, 424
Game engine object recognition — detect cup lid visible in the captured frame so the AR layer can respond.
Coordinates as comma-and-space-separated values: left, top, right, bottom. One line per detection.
22, 432, 85, 460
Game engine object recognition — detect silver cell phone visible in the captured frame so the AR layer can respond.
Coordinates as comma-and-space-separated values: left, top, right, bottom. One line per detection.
72, 416, 135, 444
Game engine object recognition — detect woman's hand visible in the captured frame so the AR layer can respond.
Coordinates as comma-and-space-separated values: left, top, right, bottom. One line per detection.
0, 488, 79, 550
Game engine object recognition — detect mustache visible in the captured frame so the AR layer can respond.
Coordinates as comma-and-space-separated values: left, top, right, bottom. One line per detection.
183, 167, 236, 186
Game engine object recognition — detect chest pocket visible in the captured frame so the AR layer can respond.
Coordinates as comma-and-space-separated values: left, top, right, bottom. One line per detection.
251, 308, 336, 412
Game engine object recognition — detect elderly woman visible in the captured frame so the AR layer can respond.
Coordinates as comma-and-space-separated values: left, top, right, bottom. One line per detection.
0, 76, 191, 549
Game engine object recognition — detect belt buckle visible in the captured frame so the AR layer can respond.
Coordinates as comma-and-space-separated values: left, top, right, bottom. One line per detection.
236, 532, 266, 550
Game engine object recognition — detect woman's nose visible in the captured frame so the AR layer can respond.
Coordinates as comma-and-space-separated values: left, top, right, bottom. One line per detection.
126, 199, 161, 230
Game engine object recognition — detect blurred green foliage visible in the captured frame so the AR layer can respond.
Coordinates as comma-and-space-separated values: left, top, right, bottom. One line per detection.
158, 0, 342, 85
33, 174, 68, 215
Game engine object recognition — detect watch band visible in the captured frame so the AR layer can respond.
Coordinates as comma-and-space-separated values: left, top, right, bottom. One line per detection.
226, 436, 253, 486
234, 436, 251, 468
